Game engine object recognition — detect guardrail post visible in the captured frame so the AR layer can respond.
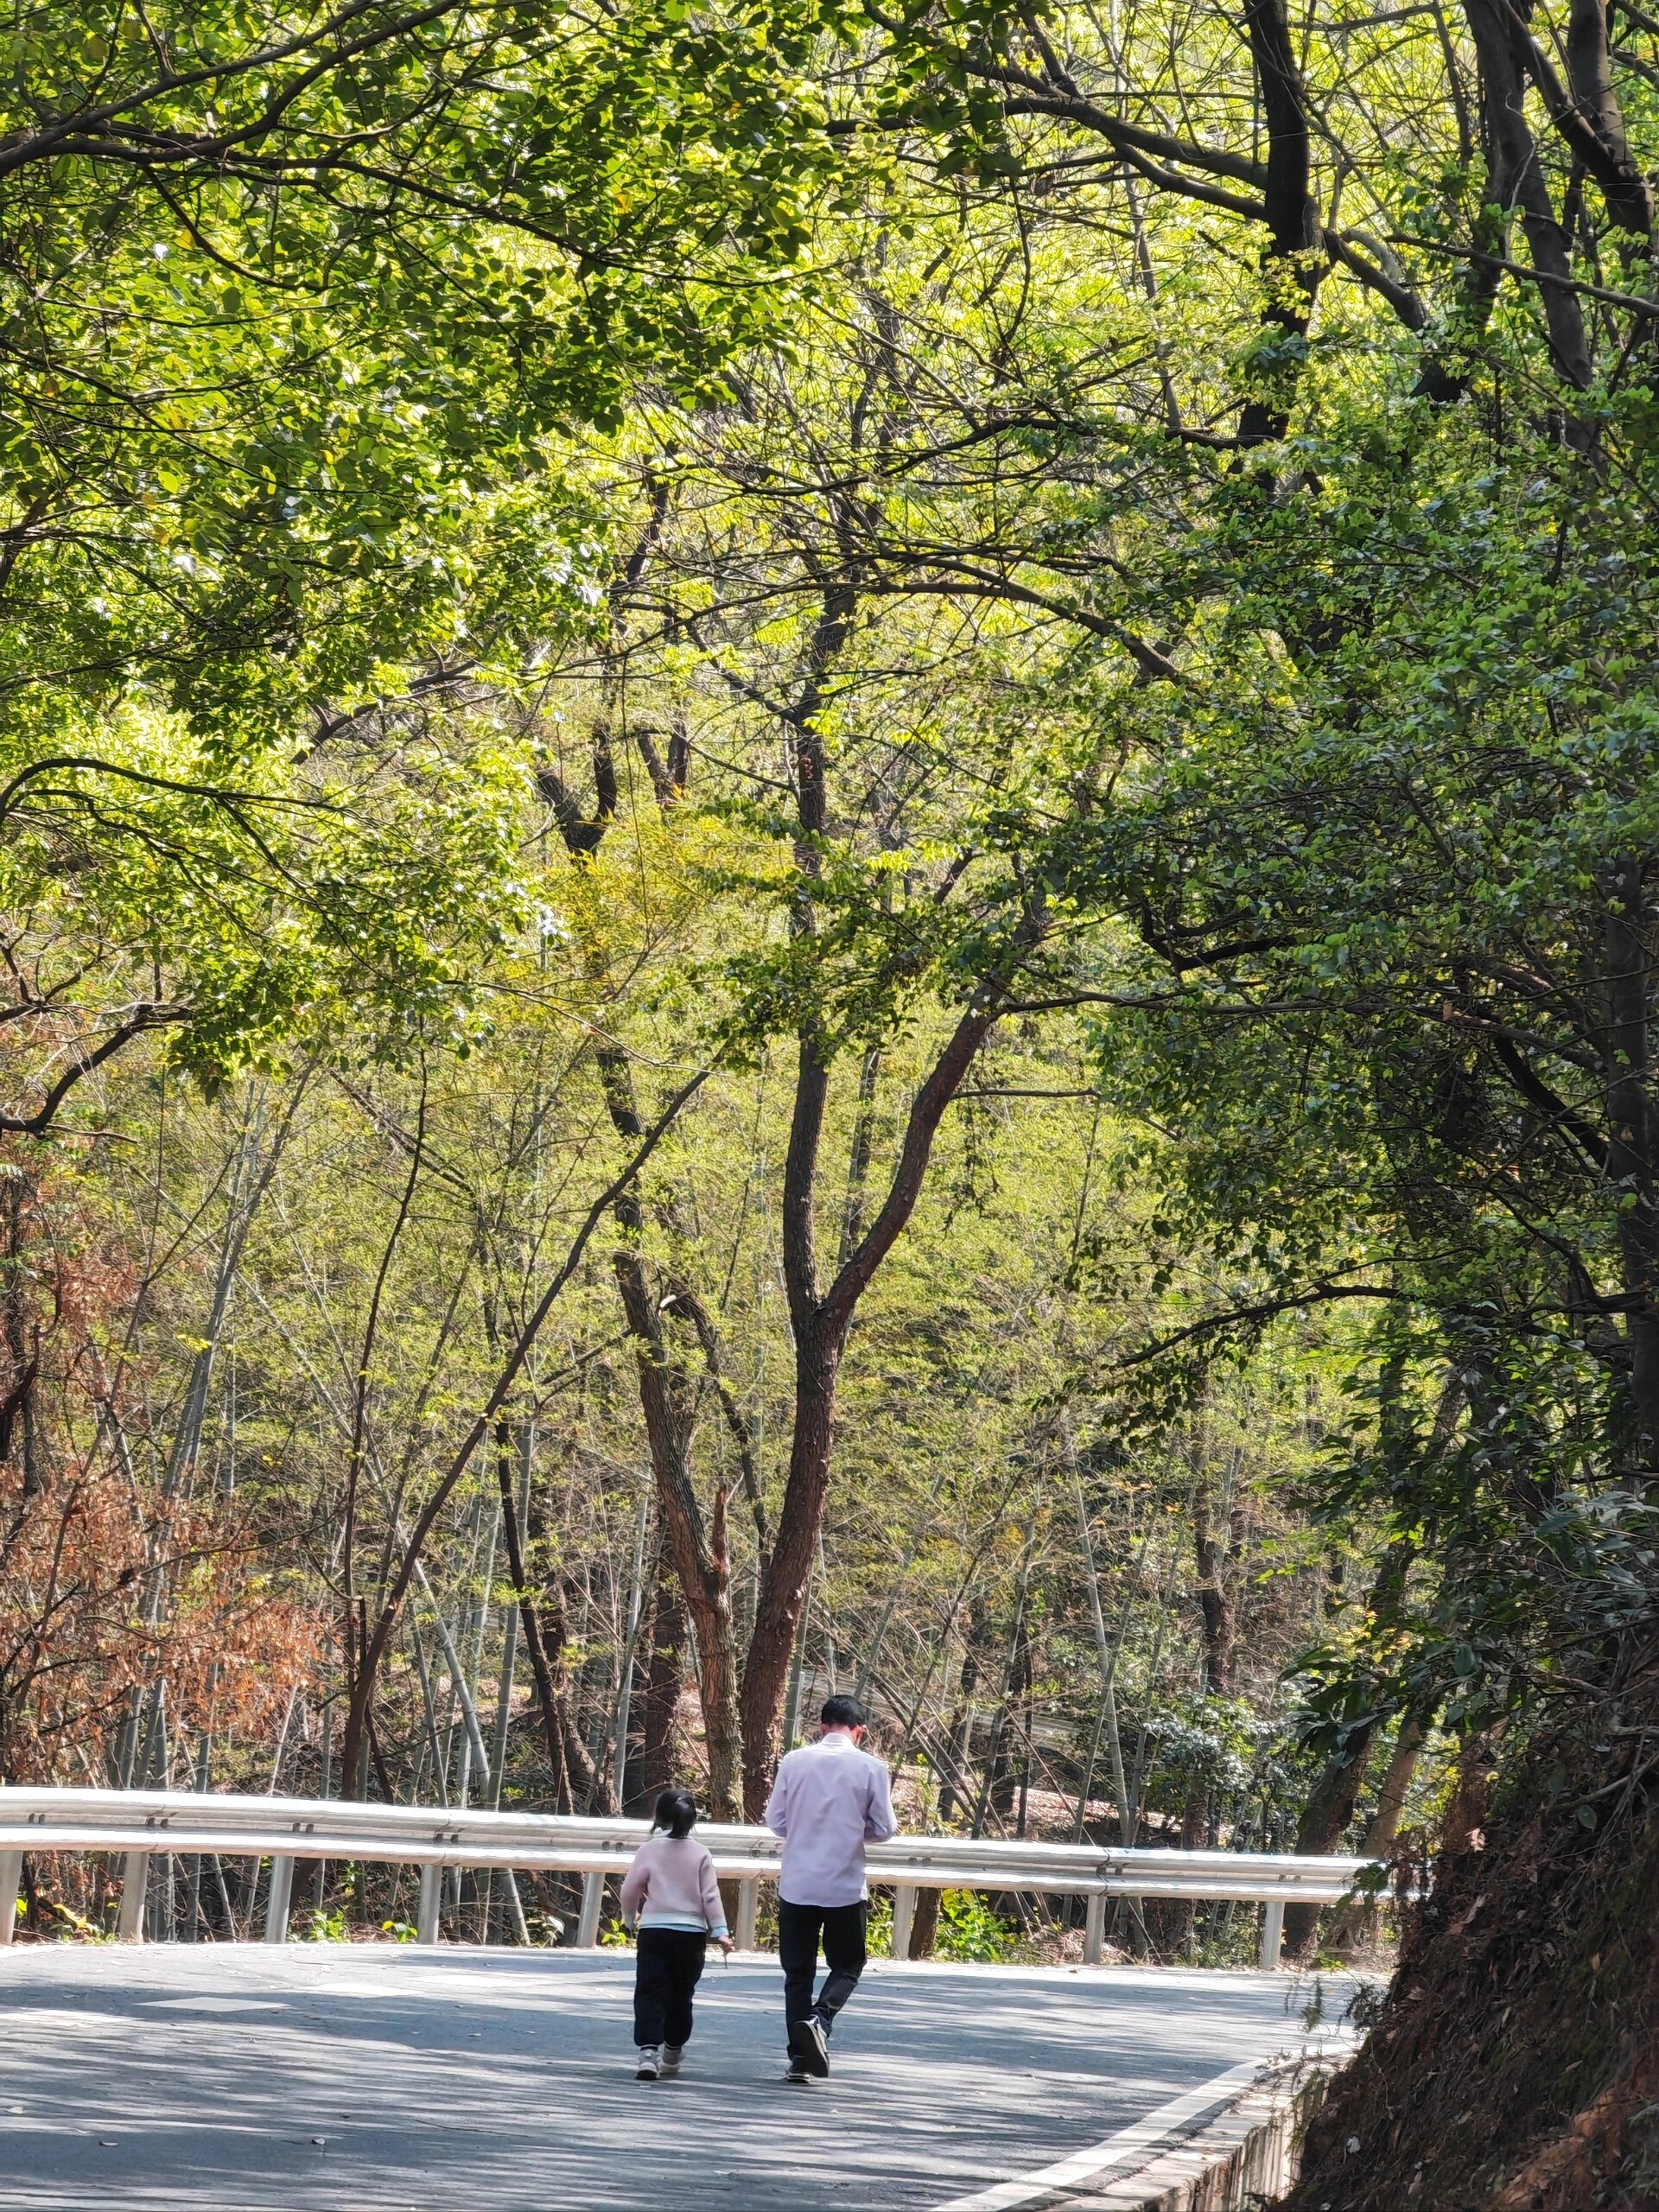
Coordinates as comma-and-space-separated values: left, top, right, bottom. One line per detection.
264, 1855, 295, 1944
576, 1869, 605, 1948
117, 1853, 149, 1942
0, 1850, 22, 1946
417, 1863, 442, 1945
1259, 1897, 1284, 1970
733, 1877, 760, 1952
890, 1883, 916, 1962
1084, 1890, 1107, 1966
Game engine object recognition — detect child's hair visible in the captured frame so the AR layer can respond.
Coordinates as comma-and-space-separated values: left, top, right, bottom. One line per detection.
653, 1788, 699, 1840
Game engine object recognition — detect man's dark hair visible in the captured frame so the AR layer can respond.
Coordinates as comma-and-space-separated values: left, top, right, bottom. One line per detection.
821, 1694, 867, 1731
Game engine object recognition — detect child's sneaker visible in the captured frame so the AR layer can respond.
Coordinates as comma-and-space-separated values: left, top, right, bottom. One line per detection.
660, 2045, 683, 2077
635, 2046, 661, 2080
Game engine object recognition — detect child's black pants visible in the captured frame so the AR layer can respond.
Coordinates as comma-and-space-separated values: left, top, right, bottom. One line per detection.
633, 1927, 709, 2047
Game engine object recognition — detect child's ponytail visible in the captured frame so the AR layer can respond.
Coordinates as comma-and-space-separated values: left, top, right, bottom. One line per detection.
652, 1788, 699, 1840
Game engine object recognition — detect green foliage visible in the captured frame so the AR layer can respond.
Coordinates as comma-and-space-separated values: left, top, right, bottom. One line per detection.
864, 1888, 894, 1955
0, 0, 868, 1127
1133, 1696, 1309, 1838
1, 0, 855, 742
933, 1890, 1017, 1963
14, 0, 1659, 2023
1064, 397, 1659, 1726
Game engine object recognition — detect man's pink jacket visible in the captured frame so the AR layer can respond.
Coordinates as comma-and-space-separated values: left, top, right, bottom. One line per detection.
765, 1732, 898, 1906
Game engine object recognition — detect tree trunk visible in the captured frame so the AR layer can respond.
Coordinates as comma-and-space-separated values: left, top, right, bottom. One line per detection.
1281, 1722, 1379, 1963
1604, 861, 1659, 1471
938, 1611, 986, 1824
597, 1046, 746, 1821
1282, 1538, 1414, 1960
1326, 1702, 1433, 1960
1365, 1703, 1430, 1858
1461, 0, 1594, 394
335, 1073, 701, 1800
741, 1302, 844, 1814
738, 942, 1039, 1815
908, 1884, 942, 1958
1563, 0, 1654, 234
0, 1169, 42, 1557
612, 1242, 743, 1821
1192, 1472, 1236, 1695
1442, 1726, 1501, 1856
1236, 0, 1321, 445
540, 630, 747, 1815
630, 1570, 684, 1814
496, 1425, 589, 1812
975, 1536, 1034, 1837
342, 1071, 425, 1797
1180, 1453, 1226, 1954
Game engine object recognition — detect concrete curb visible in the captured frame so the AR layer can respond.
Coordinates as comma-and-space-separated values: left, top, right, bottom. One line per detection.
1062, 2063, 1332, 2210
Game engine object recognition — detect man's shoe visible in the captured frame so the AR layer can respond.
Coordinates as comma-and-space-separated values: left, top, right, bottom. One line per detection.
661, 2045, 683, 2077
784, 2062, 810, 2083
797, 2015, 830, 2077
635, 2046, 661, 2080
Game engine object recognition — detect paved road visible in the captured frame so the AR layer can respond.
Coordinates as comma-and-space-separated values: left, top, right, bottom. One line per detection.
0, 1945, 1346, 2210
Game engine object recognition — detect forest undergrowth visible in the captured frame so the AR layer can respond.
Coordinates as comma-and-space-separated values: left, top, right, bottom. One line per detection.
1291, 1656, 1659, 2212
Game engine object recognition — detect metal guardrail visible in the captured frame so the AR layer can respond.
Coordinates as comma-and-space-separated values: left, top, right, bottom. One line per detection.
0, 1788, 1376, 1968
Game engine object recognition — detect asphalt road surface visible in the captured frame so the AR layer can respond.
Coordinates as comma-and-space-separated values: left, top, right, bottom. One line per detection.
0, 1944, 1348, 2210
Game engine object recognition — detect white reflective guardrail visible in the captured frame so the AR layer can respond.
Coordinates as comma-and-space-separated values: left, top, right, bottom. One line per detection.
0, 1788, 1376, 1969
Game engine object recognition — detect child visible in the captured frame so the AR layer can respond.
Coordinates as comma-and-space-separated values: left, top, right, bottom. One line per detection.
618, 1788, 734, 2079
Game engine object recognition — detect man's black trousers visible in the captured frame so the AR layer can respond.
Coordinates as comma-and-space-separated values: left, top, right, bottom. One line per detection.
778, 1898, 868, 2055
632, 1927, 708, 2048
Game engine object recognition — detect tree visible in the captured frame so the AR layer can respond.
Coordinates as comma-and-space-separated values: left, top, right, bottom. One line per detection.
0, 0, 861, 1133
831, 0, 1659, 2178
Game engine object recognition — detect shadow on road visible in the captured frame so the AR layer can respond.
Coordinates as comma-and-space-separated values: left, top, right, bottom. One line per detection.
0, 1945, 1334, 2210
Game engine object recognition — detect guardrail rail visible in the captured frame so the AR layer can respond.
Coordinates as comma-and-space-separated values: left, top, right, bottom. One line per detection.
0, 1787, 1377, 1968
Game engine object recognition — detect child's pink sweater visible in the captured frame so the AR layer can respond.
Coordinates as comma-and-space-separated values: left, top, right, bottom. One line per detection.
619, 1833, 728, 1937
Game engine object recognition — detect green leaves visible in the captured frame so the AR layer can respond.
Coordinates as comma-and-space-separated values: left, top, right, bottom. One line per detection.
0, 0, 872, 1119
1054, 381, 1659, 1728
0, 715, 534, 1122
0, 0, 861, 728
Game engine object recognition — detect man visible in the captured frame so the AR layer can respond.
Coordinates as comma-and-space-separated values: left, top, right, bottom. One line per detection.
764, 1694, 897, 2082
